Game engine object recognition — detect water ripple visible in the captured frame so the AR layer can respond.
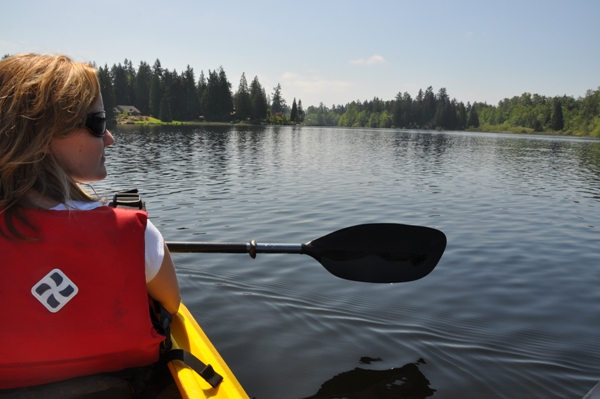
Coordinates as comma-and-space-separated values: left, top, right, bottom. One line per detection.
95, 126, 600, 399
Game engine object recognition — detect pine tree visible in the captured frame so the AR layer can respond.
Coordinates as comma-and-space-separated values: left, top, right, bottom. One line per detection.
201, 67, 232, 122
297, 99, 305, 122
152, 59, 163, 77
250, 76, 268, 121
111, 63, 129, 105
124, 59, 136, 106
290, 98, 298, 122
457, 102, 467, 130
423, 86, 436, 128
271, 83, 286, 115
392, 92, 404, 128
234, 73, 251, 121
149, 70, 162, 117
415, 89, 424, 127
467, 106, 480, 128
183, 65, 199, 120
197, 71, 207, 118
217, 67, 233, 122
134, 61, 151, 115
166, 69, 185, 121
202, 70, 219, 121
161, 69, 175, 119
97, 65, 116, 121
159, 92, 172, 122
551, 98, 564, 131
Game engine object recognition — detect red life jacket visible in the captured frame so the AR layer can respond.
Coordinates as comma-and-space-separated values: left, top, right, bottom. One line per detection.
0, 206, 165, 389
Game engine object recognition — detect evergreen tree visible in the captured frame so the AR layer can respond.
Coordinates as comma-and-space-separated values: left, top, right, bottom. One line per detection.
551, 98, 564, 131
124, 59, 136, 106
197, 71, 207, 118
134, 61, 151, 115
297, 99, 305, 122
111, 63, 129, 105
217, 67, 233, 121
271, 83, 286, 115
166, 69, 185, 121
234, 72, 251, 121
97, 64, 116, 121
159, 92, 172, 122
423, 86, 436, 128
202, 67, 233, 122
392, 92, 404, 128
467, 105, 480, 128
433, 91, 456, 130
249, 76, 268, 121
457, 102, 467, 130
290, 98, 298, 122
402, 92, 413, 127
202, 70, 220, 121
183, 65, 199, 120
149, 60, 163, 117
414, 89, 424, 127
152, 59, 163, 77
161, 69, 175, 119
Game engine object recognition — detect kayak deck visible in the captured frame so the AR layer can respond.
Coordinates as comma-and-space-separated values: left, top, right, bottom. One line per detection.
168, 303, 250, 399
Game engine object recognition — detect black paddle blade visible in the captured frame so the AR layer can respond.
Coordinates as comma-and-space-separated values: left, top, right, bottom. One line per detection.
302, 223, 446, 283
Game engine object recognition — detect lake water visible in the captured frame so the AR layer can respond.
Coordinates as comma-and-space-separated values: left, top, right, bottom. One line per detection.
95, 125, 600, 399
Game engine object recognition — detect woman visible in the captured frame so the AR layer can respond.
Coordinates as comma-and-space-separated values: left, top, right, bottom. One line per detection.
0, 53, 180, 390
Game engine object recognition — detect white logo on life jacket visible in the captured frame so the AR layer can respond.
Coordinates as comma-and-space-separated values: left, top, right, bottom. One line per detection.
31, 269, 78, 313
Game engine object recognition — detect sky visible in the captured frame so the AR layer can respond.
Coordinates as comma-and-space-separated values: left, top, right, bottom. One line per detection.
1, 0, 599, 108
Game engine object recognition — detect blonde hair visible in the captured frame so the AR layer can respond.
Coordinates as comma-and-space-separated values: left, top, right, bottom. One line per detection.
0, 53, 101, 239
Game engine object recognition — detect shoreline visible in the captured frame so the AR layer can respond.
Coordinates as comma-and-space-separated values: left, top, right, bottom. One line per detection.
113, 119, 598, 138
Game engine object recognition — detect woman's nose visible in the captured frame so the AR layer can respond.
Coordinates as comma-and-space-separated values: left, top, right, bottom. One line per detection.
104, 129, 115, 147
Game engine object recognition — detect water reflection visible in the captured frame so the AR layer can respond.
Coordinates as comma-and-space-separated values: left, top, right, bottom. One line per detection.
302, 358, 435, 399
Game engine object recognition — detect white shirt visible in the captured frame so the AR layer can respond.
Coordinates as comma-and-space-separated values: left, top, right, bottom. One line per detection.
50, 201, 164, 282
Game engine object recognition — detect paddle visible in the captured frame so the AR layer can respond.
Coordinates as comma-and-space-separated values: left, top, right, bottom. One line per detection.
166, 223, 446, 283
583, 381, 600, 399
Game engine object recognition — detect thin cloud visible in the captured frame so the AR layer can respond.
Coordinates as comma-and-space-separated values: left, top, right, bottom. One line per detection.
350, 55, 385, 65
279, 71, 355, 105
281, 72, 353, 94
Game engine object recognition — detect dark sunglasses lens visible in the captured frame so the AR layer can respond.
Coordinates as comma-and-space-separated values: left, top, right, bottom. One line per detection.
86, 112, 106, 137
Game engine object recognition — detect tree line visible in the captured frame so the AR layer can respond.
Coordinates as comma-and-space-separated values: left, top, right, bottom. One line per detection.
3, 54, 598, 135
95, 58, 305, 124
304, 87, 475, 131
303, 86, 600, 136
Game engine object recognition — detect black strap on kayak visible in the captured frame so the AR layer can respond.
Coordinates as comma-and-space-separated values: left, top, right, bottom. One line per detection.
112, 190, 224, 389
150, 294, 224, 389
163, 350, 223, 388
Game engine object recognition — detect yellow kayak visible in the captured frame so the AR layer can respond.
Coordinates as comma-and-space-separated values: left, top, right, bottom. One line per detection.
168, 303, 250, 399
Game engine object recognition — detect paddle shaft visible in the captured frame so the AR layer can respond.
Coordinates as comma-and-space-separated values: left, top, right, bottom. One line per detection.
167, 241, 302, 258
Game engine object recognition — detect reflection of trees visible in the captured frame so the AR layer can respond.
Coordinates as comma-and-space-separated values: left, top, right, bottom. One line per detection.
302, 358, 435, 399
491, 137, 600, 202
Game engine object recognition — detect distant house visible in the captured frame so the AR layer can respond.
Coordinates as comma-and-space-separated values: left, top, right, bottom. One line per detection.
114, 105, 142, 116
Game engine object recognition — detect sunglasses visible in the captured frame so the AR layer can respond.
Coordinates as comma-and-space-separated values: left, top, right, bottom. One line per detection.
84, 111, 107, 137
